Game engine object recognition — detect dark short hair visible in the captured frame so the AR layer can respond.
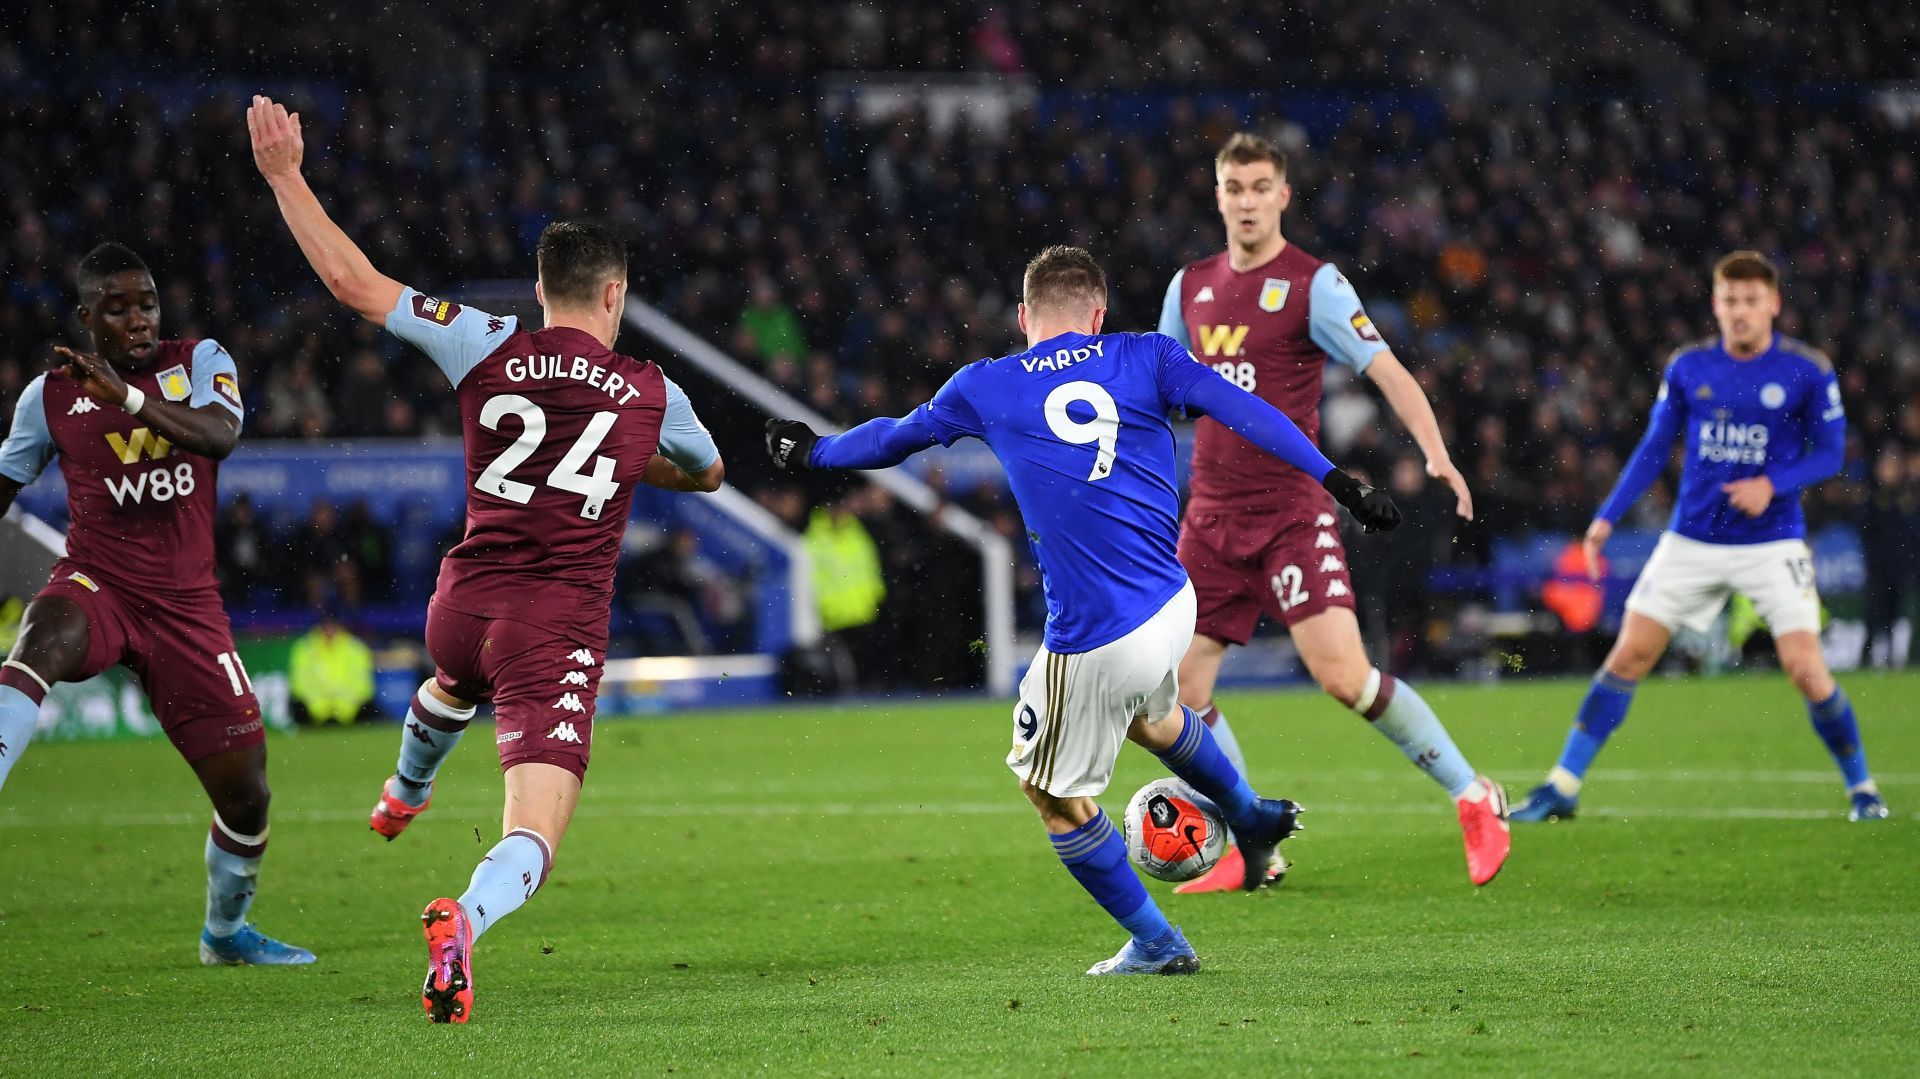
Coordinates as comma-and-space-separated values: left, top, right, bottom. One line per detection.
1713, 250, 1779, 290
1216, 132, 1287, 176
1022, 245, 1107, 313
76, 242, 150, 300
536, 221, 628, 307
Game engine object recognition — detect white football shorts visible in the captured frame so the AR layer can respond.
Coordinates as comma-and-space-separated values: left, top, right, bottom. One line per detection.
1007, 580, 1196, 798
1625, 532, 1821, 637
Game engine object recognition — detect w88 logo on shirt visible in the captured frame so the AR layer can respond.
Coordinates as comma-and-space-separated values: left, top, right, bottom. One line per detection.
106, 461, 197, 505
1212, 361, 1257, 391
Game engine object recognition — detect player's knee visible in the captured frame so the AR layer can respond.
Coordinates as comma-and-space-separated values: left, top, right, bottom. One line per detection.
1317, 664, 1372, 710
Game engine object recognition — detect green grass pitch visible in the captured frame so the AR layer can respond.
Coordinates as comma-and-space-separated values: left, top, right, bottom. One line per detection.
1, 672, 1914, 1075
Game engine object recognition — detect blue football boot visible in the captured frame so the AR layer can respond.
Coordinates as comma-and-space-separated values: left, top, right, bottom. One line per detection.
199, 924, 317, 966
1848, 791, 1890, 822
1087, 926, 1199, 976
1509, 782, 1578, 823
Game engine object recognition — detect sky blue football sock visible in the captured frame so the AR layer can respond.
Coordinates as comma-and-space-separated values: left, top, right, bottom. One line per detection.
1357, 673, 1479, 798
1049, 811, 1171, 946
1197, 704, 1248, 775
392, 681, 475, 807
1153, 706, 1257, 826
0, 681, 44, 792
1549, 672, 1638, 795
1808, 688, 1871, 789
205, 816, 267, 938
459, 828, 552, 941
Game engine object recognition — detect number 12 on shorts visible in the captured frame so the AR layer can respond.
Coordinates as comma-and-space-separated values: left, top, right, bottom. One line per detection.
214, 651, 254, 696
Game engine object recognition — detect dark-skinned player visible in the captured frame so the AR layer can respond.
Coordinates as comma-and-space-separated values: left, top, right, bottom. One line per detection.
0, 243, 313, 965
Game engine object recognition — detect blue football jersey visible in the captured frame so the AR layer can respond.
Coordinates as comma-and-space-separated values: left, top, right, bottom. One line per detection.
914, 331, 1214, 653
1598, 333, 1845, 544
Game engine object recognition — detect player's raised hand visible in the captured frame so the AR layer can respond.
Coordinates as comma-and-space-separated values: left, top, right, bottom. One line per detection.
1581, 518, 1613, 581
1721, 476, 1774, 518
1322, 469, 1401, 533
765, 419, 819, 471
51, 345, 129, 408
1427, 456, 1474, 521
248, 94, 305, 182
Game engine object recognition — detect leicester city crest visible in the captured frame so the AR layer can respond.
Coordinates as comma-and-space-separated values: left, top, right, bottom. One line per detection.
1258, 278, 1290, 313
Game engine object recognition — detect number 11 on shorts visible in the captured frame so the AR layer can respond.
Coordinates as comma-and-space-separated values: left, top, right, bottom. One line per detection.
215, 651, 254, 696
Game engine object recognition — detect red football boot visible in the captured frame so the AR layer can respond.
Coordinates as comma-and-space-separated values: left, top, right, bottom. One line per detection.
1457, 777, 1511, 886
421, 897, 475, 1024
370, 778, 430, 841
1172, 845, 1287, 894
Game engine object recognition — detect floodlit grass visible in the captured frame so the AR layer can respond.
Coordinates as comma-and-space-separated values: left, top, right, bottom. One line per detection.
1, 672, 1914, 1075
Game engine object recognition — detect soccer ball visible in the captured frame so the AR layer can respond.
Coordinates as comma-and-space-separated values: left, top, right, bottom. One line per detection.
1122, 779, 1229, 882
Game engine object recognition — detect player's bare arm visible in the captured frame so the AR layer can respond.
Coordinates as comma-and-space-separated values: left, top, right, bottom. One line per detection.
1363, 350, 1473, 520
641, 454, 724, 493
248, 95, 405, 324
51, 345, 241, 459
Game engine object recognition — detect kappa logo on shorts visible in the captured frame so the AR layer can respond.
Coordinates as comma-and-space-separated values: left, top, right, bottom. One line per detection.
225, 719, 263, 737
547, 721, 583, 744
559, 671, 589, 687
1326, 580, 1351, 599
67, 571, 99, 592
554, 692, 586, 713
496, 730, 524, 744
1314, 532, 1339, 549
1320, 554, 1345, 572
567, 648, 596, 667
1315, 513, 1336, 527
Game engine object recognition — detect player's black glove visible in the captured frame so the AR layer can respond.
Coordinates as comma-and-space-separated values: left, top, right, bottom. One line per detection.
765, 418, 819, 472
1321, 468, 1401, 533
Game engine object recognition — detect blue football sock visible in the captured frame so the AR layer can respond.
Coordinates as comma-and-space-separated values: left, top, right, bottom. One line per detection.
1154, 706, 1257, 827
205, 815, 267, 938
1808, 688, 1871, 790
1359, 673, 1478, 798
459, 828, 552, 941
392, 681, 475, 807
0, 681, 44, 792
1549, 672, 1638, 795
1049, 811, 1171, 946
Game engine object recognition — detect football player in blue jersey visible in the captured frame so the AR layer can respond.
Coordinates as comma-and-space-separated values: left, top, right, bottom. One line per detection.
766, 246, 1401, 974
1513, 252, 1888, 823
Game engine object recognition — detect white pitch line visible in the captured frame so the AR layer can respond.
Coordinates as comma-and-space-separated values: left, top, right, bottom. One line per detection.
0, 798, 1865, 830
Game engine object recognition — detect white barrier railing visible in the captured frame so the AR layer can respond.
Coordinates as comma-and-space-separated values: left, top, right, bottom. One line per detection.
623, 297, 1018, 696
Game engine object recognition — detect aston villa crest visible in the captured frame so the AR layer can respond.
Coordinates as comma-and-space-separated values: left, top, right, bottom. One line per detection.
1258, 278, 1290, 313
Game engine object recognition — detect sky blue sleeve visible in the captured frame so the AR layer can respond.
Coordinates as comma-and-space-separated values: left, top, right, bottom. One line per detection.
1306, 263, 1389, 373
383, 287, 518, 388
189, 338, 245, 423
0, 375, 54, 485
1157, 269, 1191, 350
1181, 366, 1337, 480
1765, 367, 1846, 496
1595, 362, 1685, 523
656, 376, 719, 472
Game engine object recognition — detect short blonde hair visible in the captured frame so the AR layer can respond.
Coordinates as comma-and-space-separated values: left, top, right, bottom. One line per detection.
1215, 132, 1287, 176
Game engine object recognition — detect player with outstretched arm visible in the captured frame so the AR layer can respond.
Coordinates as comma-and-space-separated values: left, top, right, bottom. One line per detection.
249, 96, 726, 1021
1511, 252, 1887, 823
1159, 133, 1508, 890
765, 246, 1401, 974
0, 243, 313, 966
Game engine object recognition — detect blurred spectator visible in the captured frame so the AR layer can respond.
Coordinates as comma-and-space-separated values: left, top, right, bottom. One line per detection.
288, 609, 376, 726
213, 493, 271, 605
806, 492, 887, 687
341, 500, 395, 600
288, 500, 361, 610
735, 281, 807, 368
619, 527, 749, 655
1861, 446, 1919, 667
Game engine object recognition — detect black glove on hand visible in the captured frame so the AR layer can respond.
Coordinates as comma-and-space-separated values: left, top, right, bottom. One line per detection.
1321, 468, 1401, 533
765, 418, 819, 472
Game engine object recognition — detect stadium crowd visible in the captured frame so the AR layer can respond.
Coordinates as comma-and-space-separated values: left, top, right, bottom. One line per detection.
3, 1, 1917, 673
